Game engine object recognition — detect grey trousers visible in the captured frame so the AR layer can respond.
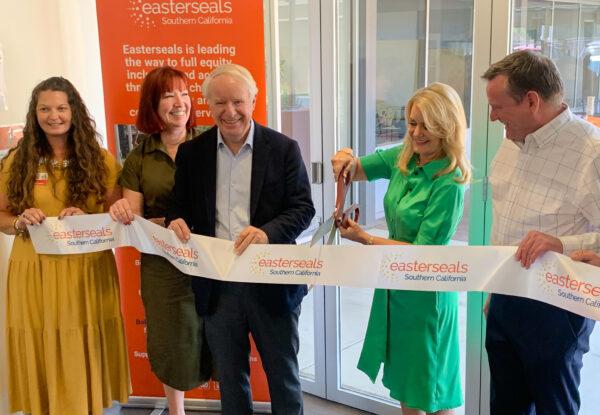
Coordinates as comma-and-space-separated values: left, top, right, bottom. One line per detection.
205, 282, 303, 415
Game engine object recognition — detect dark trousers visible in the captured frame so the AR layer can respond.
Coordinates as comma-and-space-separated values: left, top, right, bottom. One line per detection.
485, 294, 595, 415
205, 282, 303, 415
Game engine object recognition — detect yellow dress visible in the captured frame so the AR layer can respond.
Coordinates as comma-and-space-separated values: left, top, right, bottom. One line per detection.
2, 150, 131, 415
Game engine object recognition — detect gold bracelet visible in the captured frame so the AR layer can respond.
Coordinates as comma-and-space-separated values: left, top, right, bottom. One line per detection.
13, 215, 24, 236
366, 235, 374, 245
13, 215, 27, 236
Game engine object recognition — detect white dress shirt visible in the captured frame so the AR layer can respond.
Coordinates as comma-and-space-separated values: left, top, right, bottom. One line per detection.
215, 122, 254, 241
490, 107, 600, 253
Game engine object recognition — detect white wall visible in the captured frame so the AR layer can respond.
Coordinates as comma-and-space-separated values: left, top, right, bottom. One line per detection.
0, 2, 105, 414
0, 0, 106, 139
0, 2, 64, 126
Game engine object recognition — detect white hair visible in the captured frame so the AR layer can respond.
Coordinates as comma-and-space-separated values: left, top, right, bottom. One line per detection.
201, 63, 258, 100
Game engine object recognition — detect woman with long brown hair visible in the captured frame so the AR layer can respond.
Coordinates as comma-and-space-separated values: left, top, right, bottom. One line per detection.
0, 76, 129, 414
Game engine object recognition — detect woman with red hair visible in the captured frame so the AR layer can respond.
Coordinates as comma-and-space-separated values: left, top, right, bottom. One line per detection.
110, 66, 210, 415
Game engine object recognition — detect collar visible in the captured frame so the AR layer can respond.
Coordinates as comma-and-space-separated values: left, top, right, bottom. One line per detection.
142, 133, 163, 154
525, 105, 571, 149
409, 155, 451, 180
217, 121, 255, 151
142, 130, 194, 155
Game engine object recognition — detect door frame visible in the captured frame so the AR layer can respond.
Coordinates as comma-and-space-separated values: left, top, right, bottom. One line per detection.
265, 0, 513, 413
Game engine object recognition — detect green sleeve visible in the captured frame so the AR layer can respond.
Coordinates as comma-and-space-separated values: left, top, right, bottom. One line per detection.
118, 146, 142, 192
360, 145, 402, 181
413, 177, 465, 245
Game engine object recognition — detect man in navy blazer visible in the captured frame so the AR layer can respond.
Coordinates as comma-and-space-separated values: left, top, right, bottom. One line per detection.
167, 64, 314, 415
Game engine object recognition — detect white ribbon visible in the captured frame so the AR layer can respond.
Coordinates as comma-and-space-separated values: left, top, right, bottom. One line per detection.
28, 214, 600, 320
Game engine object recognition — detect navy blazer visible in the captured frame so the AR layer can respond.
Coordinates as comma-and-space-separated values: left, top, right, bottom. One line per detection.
167, 123, 315, 316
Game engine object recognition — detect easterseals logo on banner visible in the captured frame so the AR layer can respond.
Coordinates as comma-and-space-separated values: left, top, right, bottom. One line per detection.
150, 233, 201, 268
380, 254, 469, 283
251, 250, 324, 278
538, 259, 600, 309
41, 223, 115, 248
128, 0, 233, 27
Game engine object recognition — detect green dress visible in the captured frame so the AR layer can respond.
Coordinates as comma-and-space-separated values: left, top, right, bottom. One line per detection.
119, 128, 211, 390
357, 145, 464, 412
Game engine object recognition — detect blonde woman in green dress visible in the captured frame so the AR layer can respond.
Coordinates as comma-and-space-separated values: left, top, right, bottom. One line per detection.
332, 83, 471, 415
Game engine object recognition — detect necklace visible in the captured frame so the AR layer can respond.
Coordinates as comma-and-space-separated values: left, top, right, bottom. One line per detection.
39, 157, 70, 170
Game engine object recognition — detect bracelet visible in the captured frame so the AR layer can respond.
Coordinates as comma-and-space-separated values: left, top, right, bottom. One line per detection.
366, 234, 374, 245
13, 215, 25, 236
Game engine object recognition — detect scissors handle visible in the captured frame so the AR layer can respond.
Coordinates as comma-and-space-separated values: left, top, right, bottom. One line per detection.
334, 169, 352, 220
338, 204, 360, 228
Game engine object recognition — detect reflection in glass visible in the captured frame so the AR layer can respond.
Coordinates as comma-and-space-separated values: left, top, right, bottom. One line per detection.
511, 0, 552, 55
278, 0, 315, 382
298, 289, 315, 380
577, 6, 600, 116
336, 2, 472, 413
511, 1, 600, 116
375, 0, 425, 146
278, 0, 311, 169
428, 0, 473, 121
553, 3, 579, 107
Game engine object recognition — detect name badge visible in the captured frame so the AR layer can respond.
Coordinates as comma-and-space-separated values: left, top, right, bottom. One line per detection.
35, 172, 48, 185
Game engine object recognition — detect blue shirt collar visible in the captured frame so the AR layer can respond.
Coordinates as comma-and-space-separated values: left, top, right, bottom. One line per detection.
217, 121, 255, 151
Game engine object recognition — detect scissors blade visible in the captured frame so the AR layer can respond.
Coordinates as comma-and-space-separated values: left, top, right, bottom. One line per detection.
310, 216, 334, 247
326, 223, 337, 245
328, 204, 360, 245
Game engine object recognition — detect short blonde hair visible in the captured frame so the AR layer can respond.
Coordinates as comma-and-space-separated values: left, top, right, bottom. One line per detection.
201, 63, 258, 100
398, 82, 471, 184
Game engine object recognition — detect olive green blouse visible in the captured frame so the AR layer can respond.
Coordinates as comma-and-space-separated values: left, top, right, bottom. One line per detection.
360, 144, 464, 245
119, 128, 201, 219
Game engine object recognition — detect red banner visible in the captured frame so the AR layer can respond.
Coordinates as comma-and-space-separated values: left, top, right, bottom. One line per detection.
95, 0, 269, 402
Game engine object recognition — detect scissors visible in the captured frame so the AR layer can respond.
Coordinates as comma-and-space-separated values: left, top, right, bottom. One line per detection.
310, 170, 360, 247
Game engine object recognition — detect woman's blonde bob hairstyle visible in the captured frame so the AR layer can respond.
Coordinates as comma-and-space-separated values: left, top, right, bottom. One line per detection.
398, 82, 471, 184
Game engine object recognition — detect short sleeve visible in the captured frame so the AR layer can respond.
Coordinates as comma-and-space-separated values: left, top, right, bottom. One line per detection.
118, 148, 142, 192
360, 145, 402, 181
413, 178, 465, 245
102, 149, 121, 190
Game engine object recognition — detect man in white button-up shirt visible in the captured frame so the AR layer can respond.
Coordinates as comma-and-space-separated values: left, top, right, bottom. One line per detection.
483, 50, 600, 415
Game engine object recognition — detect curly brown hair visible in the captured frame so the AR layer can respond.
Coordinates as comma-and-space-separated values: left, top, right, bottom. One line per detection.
1, 77, 107, 214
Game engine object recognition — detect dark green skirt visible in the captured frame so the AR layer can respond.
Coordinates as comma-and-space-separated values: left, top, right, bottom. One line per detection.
141, 253, 212, 390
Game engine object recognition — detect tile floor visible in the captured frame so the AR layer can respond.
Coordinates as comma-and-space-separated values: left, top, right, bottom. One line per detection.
109, 393, 372, 415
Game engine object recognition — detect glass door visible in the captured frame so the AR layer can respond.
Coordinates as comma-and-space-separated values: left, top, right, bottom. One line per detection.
324, 1, 478, 413
264, 0, 327, 397
264, 1, 525, 414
